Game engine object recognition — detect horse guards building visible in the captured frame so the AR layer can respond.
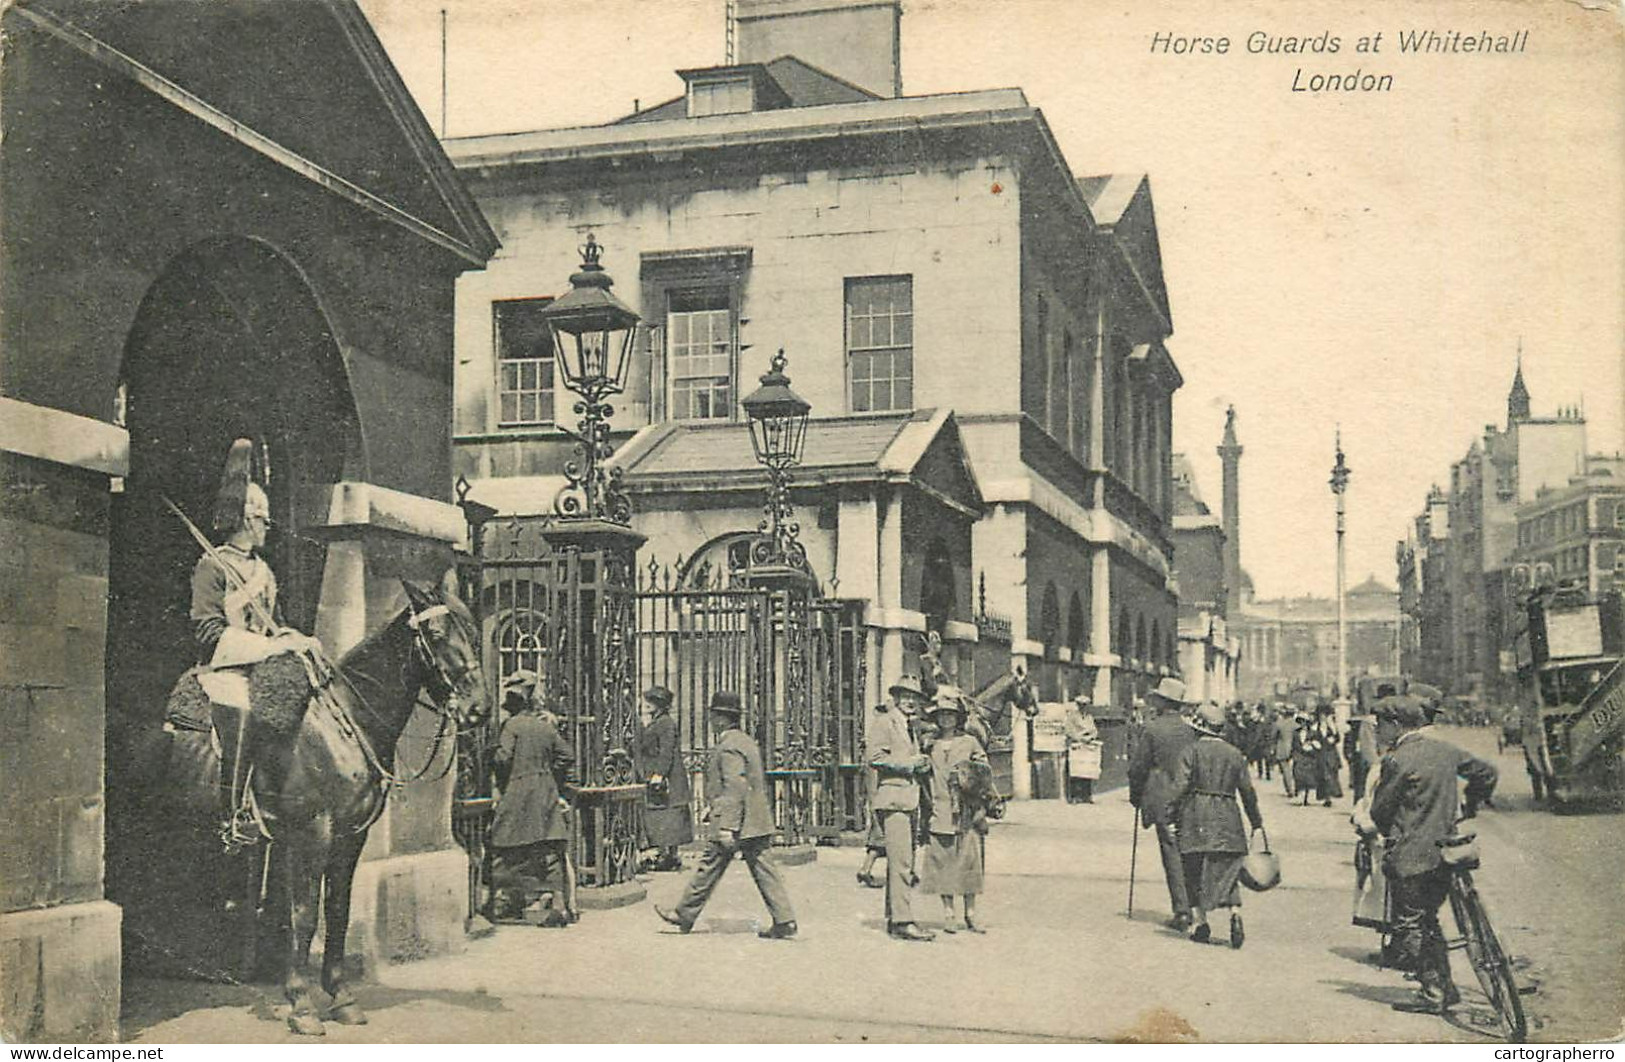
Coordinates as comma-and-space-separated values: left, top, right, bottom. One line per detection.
0, 0, 1238, 1039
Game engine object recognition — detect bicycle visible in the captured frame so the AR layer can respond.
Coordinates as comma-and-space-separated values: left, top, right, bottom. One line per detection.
1437, 829, 1528, 1043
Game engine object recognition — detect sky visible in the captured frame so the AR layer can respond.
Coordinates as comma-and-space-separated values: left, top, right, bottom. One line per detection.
360, 0, 1625, 600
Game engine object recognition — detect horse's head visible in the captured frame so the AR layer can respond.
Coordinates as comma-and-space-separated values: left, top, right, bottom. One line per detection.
401, 570, 485, 728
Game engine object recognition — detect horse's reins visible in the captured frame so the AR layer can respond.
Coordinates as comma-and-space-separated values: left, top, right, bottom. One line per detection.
332, 601, 477, 790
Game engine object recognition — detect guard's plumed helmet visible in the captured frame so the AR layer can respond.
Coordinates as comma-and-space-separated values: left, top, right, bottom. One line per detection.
212, 438, 266, 533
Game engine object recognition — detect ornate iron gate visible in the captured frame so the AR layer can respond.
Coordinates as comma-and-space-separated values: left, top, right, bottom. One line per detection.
454, 509, 646, 915
636, 560, 867, 846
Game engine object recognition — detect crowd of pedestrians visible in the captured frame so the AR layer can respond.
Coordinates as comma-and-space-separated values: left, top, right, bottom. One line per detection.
486, 658, 1500, 1033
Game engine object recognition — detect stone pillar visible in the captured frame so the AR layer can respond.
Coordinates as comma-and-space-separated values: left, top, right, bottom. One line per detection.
0, 399, 127, 1042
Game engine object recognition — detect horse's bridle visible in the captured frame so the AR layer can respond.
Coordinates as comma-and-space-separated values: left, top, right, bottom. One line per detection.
405, 600, 480, 715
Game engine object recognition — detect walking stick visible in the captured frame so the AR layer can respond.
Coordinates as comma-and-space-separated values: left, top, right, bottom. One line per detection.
1127, 803, 1139, 918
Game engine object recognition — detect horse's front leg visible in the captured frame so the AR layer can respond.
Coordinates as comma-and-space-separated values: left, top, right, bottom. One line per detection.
320, 831, 369, 1025
281, 829, 329, 1036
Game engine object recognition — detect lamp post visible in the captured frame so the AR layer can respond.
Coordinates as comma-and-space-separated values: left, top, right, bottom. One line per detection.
1329, 428, 1351, 725
740, 348, 813, 578
531, 234, 647, 899
740, 349, 820, 854
537, 233, 641, 528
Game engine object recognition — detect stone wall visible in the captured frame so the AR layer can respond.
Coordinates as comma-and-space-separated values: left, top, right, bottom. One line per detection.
1, 442, 123, 1042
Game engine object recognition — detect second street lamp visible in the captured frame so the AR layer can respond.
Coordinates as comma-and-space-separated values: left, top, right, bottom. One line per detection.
740, 348, 812, 574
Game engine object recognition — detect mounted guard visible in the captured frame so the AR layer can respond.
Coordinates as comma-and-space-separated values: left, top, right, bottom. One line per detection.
163, 438, 330, 845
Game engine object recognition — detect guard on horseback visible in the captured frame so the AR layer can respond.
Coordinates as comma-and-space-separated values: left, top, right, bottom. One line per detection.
166, 438, 329, 846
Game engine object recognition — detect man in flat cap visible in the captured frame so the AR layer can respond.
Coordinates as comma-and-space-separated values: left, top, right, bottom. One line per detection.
1369, 695, 1498, 1015
656, 692, 796, 939
1128, 677, 1198, 930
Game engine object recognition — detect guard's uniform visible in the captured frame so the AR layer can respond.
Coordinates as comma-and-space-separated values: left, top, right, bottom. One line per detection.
191, 546, 283, 669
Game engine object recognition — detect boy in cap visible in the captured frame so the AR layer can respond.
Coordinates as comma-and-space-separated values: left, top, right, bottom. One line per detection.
656, 692, 797, 939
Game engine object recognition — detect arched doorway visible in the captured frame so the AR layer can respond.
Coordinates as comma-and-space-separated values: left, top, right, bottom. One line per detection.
105, 237, 362, 975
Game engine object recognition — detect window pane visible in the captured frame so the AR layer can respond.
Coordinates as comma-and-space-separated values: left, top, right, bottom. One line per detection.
500, 394, 517, 423
852, 380, 872, 412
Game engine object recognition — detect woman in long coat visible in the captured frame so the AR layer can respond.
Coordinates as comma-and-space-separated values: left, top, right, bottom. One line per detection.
1312, 708, 1344, 805
637, 685, 693, 871
491, 680, 577, 923
1291, 715, 1322, 805
1166, 703, 1265, 949
920, 693, 992, 933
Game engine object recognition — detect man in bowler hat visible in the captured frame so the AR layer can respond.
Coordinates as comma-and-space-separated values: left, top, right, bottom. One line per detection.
656, 692, 797, 938
1128, 677, 1198, 930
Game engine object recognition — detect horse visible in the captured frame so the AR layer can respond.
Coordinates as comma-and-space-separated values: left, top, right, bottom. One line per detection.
244, 570, 484, 1036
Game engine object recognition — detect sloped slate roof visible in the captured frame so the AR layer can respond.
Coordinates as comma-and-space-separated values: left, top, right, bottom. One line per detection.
618, 408, 983, 513
1079, 172, 1171, 332
19, 0, 497, 262
629, 414, 908, 475
613, 54, 881, 125
1078, 173, 1142, 226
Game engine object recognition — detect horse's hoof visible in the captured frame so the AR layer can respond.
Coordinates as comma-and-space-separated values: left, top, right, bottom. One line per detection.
328, 1002, 369, 1026
288, 1011, 327, 1037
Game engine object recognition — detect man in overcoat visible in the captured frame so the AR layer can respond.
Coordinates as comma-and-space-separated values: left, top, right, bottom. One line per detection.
1272, 707, 1299, 797
1369, 695, 1498, 1014
491, 676, 577, 924
866, 675, 935, 941
638, 685, 692, 871
656, 692, 797, 938
1128, 677, 1198, 929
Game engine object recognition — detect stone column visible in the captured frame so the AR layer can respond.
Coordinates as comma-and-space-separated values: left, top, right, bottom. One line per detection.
0, 399, 127, 1042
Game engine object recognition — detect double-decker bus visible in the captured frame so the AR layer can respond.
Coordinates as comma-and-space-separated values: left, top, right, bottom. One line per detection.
1513, 587, 1625, 806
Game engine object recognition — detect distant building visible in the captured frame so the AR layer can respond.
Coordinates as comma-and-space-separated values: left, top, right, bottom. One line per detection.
1233, 578, 1402, 702
445, 0, 1184, 737
1445, 360, 1588, 701
1396, 487, 1453, 690
1169, 414, 1241, 705
1512, 453, 1625, 595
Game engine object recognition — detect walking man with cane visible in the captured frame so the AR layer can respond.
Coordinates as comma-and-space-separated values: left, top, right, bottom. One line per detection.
1128, 678, 1198, 930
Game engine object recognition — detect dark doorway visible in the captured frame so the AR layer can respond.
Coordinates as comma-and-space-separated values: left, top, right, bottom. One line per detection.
105, 237, 361, 978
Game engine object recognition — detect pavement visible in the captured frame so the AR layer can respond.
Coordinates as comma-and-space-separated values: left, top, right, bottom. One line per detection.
122, 726, 1624, 1044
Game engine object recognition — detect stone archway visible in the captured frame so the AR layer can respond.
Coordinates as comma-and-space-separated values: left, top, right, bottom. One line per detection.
105, 236, 362, 976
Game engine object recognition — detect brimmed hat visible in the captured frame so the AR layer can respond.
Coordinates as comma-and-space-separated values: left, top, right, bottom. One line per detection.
502, 670, 539, 707
1376, 694, 1428, 729
708, 691, 744, 718
502, 669, 538, 693
642, 685, 674, 711
1147, 677, 1190, 706
1189, 702, 1227, 736
888, 674, 926, 700
1409, 682, 1444, 718
1071, 692, 1093, 707
928, 688, 967, 721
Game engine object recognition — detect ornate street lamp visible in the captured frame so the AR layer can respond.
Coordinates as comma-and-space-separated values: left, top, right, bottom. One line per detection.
537, 234, 641, 525
530, 235, 648, 899
740, 348, 812, 574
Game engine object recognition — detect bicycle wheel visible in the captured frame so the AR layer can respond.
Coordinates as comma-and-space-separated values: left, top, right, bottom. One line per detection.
1450, 874, 1528, 1042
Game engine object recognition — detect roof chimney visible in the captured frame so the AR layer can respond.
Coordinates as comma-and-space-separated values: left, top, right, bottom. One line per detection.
734, 0, 902, 97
